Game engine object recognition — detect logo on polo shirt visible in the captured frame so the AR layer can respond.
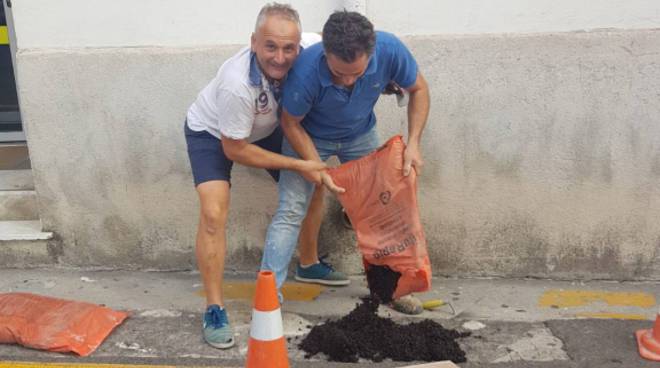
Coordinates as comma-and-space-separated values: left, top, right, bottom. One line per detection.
379, 190, 391, 205
255, 91, 272, 114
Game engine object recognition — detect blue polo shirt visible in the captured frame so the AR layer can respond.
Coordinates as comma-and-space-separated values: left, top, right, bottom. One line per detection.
282, 31, 418, 142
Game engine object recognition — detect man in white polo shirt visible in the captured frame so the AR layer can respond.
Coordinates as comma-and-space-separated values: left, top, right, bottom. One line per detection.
184, 3, 349, 349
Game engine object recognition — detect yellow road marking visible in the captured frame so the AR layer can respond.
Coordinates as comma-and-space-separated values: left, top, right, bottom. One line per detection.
0, 363, 171, 368
196, 281, 324, 301
539, 290, 656, 308
0, 362, 237, 368
0, 26, 8, 45
575, 312, 649, 320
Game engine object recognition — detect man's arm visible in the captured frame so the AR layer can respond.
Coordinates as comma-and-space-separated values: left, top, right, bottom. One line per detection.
280, 108, 345, 193
402, 71, 430, 176
221, 136, 325, 174
280, 109, 321, 162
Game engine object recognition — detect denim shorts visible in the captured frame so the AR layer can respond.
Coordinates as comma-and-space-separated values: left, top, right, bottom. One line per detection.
184, 121, 281, 186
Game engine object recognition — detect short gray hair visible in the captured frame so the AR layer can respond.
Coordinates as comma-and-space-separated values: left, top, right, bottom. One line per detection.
254, 3, 301, 32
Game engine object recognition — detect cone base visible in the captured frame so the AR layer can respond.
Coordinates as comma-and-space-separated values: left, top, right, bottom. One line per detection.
635, 329, 660, 362
246, 336, 289, 368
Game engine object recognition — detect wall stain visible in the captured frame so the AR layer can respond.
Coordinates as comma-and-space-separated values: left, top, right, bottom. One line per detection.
493, 154, 523, 179
651, 152, 660, 177
425, 221, 468, 275
46, 233, 64, 263
552, 243, 623, 277
476, 215, 550, 276
137, 225, 193, 270
228, 240, 263, 273
102, 215, 142, 260
600, 148, 613, 183
550, 222, 650, 278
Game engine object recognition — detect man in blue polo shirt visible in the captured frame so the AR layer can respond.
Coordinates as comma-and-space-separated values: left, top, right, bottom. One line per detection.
261, 10, 430, 314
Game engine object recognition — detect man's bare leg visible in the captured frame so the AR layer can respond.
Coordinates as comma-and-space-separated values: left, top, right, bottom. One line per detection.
195, 180, 235, 348
196, 180, 230, 307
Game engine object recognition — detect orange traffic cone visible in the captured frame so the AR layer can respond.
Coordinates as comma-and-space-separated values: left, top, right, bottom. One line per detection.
245, 270, 288, 368
635, 311, 660, 361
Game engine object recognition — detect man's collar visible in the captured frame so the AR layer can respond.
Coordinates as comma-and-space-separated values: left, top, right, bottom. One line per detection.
318, 52, 378, 87
249, 52, 263, 87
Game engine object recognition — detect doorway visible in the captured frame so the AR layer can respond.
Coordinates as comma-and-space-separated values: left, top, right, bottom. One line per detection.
0, 0, 28, 169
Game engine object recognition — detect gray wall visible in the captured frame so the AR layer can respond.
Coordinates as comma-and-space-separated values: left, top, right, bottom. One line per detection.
17, 29, 660, 278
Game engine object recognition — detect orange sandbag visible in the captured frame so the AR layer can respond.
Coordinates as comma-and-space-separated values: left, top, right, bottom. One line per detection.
327, 135, 431, 299
0, 292, 128, 356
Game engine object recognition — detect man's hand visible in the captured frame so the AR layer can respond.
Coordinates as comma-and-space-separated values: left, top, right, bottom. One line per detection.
296, 167, 345, 193
292, 159, 326, 174
320, 171, 345, 194
291, 159, 325, 185
299, 169, 322, 185
291, 159, 327, 185
403, 143, 423, 177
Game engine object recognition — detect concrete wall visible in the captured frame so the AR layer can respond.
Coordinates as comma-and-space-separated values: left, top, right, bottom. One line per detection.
9, 0, 660, 278
9, 0, 660, 47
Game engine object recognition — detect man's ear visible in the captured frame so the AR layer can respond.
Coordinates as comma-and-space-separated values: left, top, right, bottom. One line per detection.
250, 33, 256, 52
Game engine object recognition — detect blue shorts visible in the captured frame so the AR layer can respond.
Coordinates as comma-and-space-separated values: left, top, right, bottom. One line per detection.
184, 121, 281, 186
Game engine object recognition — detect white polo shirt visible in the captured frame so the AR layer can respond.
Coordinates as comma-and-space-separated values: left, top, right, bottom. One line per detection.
186, 33, 321, 143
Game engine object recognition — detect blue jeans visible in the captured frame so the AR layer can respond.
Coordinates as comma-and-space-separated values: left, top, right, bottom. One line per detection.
261, 128, 381, 290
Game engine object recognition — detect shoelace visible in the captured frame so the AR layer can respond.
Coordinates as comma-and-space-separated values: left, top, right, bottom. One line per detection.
206, 306, 228, 328
318, 254, 336, 272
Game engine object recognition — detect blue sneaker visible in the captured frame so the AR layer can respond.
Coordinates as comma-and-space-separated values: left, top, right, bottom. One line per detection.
295, 256, 350, 286
202, 305, 235, 349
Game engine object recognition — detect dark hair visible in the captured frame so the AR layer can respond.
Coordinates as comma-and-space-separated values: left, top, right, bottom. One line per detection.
322, 10, 375, 63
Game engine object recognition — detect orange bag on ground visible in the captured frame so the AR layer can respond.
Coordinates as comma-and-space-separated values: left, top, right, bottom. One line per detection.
0, 292, 128, 356
327, 135, 431, 299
